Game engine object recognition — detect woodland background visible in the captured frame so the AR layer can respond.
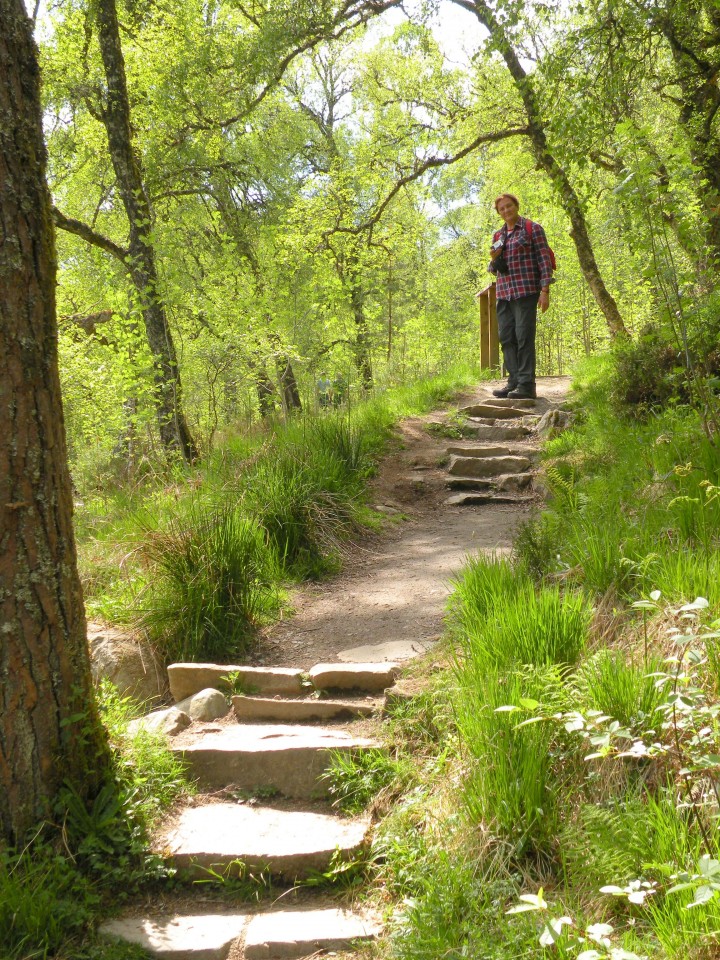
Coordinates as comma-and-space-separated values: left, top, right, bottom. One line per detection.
41, 0, 720, 489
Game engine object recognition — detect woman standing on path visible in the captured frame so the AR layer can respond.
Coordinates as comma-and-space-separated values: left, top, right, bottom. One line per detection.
488, 193, 554, 400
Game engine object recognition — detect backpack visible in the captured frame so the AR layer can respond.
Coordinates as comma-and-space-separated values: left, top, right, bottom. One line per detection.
494, 219, 557, 272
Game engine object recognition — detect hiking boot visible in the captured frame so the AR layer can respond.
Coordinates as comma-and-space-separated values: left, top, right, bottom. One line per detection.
492, 386, 515, 398
508, 388, 537, 400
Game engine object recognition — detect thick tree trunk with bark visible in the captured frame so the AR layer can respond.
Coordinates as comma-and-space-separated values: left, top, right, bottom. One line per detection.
95, 0, 198, 461
468, 0, 629, 338
0, 0, 112, 844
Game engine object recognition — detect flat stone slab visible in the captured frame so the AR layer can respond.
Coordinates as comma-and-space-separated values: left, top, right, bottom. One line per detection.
232, 694, 375, 722
446, 444, 536, 460
445, 443, 512, 458
171, 724, 377, 796
100, 913, 247, 960
478, 396, 537, 408
446, 492, 533, 507
309, 662, 401, 692
448, 455, 532, 478
168, 664, 304, 702
468, 424, 532, 441
158, 804, 369, 879
244, 907, 381, 959
447, 473, 533, 493
337, 638, 436, 663
459, 403, 534, 418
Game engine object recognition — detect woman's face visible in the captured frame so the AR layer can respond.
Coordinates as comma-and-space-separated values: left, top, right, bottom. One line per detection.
496, 197, 519, 224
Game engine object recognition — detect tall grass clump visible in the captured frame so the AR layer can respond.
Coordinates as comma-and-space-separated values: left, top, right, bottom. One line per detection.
457, 669, 562, 856
138, 501, 279, 663
574, 649, 666, 731
451, 557, 591, 673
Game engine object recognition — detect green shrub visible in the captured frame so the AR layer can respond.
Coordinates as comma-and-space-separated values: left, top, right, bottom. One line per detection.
456, 581, 591, 674
246, 449, 358, 578
137, 503, 280, 663
610, 325, 689, 415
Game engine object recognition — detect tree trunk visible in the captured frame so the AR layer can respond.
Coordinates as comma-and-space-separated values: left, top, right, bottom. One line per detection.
469, 0, 629, 338
350, 285, 374, 388
95, 0, 198, 462
0, 0, 112, 844
277, 357, 303, 413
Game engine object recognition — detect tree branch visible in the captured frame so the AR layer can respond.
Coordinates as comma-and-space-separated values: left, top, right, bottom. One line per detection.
326, 125, 530, 238
52, 207, 129, 262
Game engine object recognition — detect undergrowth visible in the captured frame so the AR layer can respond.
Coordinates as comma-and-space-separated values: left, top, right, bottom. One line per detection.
364, 356, 720, 960
1, 681, 192, 960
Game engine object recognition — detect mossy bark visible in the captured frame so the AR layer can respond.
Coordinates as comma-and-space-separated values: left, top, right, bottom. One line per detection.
0, 0, 112, 843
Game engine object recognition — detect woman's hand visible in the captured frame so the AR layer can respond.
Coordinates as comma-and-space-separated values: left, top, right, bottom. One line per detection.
539, 288, 550, 313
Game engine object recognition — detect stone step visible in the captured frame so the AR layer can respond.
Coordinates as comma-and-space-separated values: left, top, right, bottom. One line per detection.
232, 694, 376, 723
466, 423, 532, 441
100, 905, 381, 960
447, 472, 533, 493
446, 492, 534, 507
101, 912, 248, 960
448, 455, 532, 478
171, 723, 377, 797
308, 661, 400, 692
157, 803, 370, 880
244, 906, 381, 959
169, 664, 305, 702
477, 396, 537, 409
459, 402, 534, 419
446, 444, 537, 460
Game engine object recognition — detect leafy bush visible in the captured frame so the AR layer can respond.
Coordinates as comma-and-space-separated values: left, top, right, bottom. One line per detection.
610, 325, 689, 415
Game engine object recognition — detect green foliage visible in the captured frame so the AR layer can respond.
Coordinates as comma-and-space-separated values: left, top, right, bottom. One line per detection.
326, 747, 413, 814
574, 649, 666, 731
450, 555, 591, 672
610, 326, 689, 415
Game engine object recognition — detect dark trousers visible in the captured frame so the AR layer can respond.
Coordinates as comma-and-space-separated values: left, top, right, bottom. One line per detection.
496, 293, 539, 391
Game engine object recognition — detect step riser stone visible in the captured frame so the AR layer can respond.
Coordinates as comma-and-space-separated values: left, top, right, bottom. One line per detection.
232, 695, 375, 722
448, 455, 532, 478
169, 664, 304, 702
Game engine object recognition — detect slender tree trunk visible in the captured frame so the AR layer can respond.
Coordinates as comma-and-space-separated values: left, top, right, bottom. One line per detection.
0, 0, 112, 843
468, 0, 629, 337
276, 357, 303, 413
350, 285, 374, 388
95, 0, 198, 461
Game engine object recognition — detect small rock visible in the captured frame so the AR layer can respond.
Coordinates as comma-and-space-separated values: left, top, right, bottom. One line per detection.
127, 707, 192, 738
175, 688, 228, 722
88, 621, 165, 704
534, 408, 573, 436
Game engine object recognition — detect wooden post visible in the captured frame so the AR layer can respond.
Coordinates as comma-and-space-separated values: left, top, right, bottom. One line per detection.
477, 283, 499, 370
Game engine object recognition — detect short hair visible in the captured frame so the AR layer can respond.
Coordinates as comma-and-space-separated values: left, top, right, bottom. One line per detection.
494, 193, 520, 212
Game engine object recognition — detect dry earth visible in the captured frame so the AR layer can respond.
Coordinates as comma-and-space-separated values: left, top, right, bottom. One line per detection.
257, 376, 571, 669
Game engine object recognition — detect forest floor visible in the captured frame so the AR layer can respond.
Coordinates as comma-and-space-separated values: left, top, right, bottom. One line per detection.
258, 375, 571, 670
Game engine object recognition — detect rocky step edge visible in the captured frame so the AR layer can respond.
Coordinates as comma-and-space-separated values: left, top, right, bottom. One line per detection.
446, 473, 534, 494
446, 490, 536, 507
444, 443, 538, 461
170, 721, 380, 797
458, 400, 535, 420
447, 454, 533, 479
101, 903, 382, 960
156, 801, 371, 881
168, 661, 401, 702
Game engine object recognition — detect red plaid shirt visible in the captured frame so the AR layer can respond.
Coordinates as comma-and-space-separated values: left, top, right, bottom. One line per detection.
489, 217, 555, 300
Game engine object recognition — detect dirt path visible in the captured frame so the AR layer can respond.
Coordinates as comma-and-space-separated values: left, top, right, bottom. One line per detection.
258, 376, 570, 669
